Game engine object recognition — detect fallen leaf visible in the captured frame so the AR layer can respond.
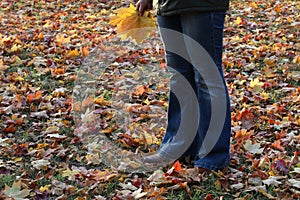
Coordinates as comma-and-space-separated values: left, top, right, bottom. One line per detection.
244, 140, 264, 154
173, 161, 183, 172
262, 176, 283, 186
288, 179, 300, 189
230, 183, 244, 190
109, 4, 156, 43
31, 159, 50, 170
62, 168, 79, 181
4, 180, 30, 200
132, 188, 147, 199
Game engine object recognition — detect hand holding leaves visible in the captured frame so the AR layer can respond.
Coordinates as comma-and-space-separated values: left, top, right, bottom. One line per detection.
136, 0, 153, 16
109, 3, 156, 43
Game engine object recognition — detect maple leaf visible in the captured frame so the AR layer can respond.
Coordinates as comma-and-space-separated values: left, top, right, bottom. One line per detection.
2, 124, 16, 133
249, 78, 263, 92
80, 46, 90, 57
132, 188, 147, 199
135, 85, 145, 95
26, 91, 42, 103
81, 108, 95, 123
62, 168, 80, 181
230, 182, 244, 189
262, 176, 283, 187
0, 59, 9, 71
4, 180, 30, 200
27, 56, 47, 67
290, 167, 300, 174
288, 179, 300, 189
234, 16, 243, 26
173, 160, 183, 172
11, 44, 22, 52
67, 49, 80, 58
244, 140, 264, 154
109, 4, 156, 43
31, 159, 50, 170
271, 140, 284, 151
39, 184, 51, 192
272, 159, 289, 175
55, 34, 70, 45
45, 126, 60, 134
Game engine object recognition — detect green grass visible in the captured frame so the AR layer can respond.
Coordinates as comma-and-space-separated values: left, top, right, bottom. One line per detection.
99, 177, 119, 198
165, 174, 234, 200
0, 174, 16, 189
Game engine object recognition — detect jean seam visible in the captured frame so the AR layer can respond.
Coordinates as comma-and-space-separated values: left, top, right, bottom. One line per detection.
210, 13, 217, 66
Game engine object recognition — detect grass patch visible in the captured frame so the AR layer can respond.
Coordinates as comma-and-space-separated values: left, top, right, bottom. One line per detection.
0, 174, 16, 189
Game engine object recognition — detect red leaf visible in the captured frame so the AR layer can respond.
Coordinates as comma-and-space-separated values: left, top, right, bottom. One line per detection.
205, 194, 215, 200
272, 159, 289, 175
2, 124, 16, 133
173, 161, 182, 172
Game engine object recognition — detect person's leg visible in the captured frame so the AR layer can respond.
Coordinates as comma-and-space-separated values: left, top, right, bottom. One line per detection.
152, 15, 198, 160
181, 12, 231, 171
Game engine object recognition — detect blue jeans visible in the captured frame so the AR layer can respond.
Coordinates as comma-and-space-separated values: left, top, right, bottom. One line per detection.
157, 12, 231, 171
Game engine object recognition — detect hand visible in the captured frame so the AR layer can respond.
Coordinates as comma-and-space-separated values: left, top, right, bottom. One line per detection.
136, 0, 152, 16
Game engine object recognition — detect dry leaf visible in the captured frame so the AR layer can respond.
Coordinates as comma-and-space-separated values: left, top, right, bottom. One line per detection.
244, 140, 264, 154
109, 4, 156, 43
4, 181, 30, 200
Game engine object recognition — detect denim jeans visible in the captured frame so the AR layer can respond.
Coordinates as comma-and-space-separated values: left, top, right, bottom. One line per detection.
157, 12, 231, 171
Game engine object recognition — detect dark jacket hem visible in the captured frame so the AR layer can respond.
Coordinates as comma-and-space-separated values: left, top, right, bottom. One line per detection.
157, 6, 228, 16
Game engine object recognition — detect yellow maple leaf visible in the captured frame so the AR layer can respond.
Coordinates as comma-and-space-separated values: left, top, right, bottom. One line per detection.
43, 20, 53, 28
143, 98, 150, 105
62, 168, 80, 181
261, 91, 269, 100
39, 185, 51, 192
250, 77, 263, 92
56, 34, 70, 45
67, 49, 80, 58
109, 4, 156, 43
0, 59, 9, 71
11, 44, 22, 52
250, 2, 258, 9
234, 17, 243, 26
250, 78, 263, 88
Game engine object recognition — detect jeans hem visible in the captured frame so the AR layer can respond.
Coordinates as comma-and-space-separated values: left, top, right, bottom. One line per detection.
194, 156, 230, 171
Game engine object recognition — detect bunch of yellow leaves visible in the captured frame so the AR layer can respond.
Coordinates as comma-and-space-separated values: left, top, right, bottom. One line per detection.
109, 4, 156, 43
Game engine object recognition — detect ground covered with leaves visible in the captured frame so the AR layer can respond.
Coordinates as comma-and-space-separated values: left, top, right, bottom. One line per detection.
0, 0, 299, 199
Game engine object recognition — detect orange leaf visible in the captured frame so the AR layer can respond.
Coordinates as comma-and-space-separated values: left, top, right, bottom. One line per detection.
67, 49, 80, 58
249, 2, 258, 9
173, 161, 182, 172
80, 46, 90, 57
94, 96, 105, 105
82, 95, 94, 108
2, 124, 16, 133
271, 140, 284, 151
27, 91, 42, 103
135, 85, 145, 95
52, 68, 65, 75
14, 94, 24, 107
293, 55, 300, 64
234, 129, 252, 139
274, 5, 282, 13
